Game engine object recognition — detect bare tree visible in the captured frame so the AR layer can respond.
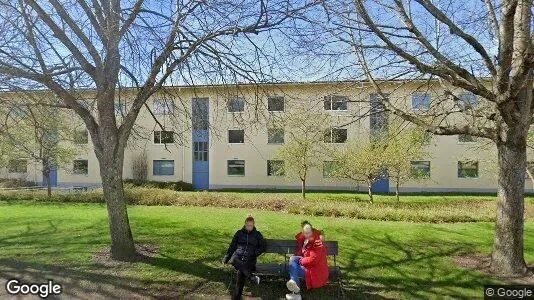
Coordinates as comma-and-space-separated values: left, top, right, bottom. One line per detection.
300, 0, 533, 275
0, 0, 305, 260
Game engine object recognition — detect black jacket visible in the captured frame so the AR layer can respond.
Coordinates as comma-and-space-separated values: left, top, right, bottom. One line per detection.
224, 226, 266, 264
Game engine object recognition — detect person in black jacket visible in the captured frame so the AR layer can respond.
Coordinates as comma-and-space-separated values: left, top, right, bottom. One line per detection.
223, 216, 266, 300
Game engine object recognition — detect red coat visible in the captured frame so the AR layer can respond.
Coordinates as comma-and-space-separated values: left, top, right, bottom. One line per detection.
295, 231, 329, 289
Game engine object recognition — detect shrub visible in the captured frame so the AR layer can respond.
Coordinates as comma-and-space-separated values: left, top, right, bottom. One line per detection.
0, 178, 37, 188
123, 180, 193, 191
0, 187, 505, 223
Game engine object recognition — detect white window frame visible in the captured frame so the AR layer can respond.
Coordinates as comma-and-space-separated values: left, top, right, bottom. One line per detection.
153, 130, 175, 144
227, 160, 245, 176
227, 97, 245, 113
73, 159, 89, 175
324, 95, 348, 112
228, 129, 245, 144
411, 93, 431, 111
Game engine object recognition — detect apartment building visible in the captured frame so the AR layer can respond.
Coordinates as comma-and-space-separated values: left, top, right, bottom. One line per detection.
1, 80, 529, 193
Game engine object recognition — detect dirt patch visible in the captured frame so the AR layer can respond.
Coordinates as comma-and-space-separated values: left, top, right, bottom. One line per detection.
454, 253, 534, 284
92, 244, 160, 267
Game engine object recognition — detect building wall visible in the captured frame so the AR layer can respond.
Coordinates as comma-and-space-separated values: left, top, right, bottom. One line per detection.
1, 81, 529, 192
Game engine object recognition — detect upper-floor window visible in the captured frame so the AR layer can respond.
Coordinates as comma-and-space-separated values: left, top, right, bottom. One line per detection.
115, 102, 127, 117
324, 95, 348, 111
458, 93, 477, 108
74, 130, 89, 144
153, 99, 174, 115
324, 128, 347, 143
228, 129, 245, 144
458, 161, 478, 178
154, 131, 175, 144
8, 105, 27, 119
412, 93, 430, 110
268, 97, 284, 112
458, 134, 477, 143
227, 97, 245, 112
73, 159, 88, 175
411, 161, 431, 178
267, 128, 284, 144
8, 159, 27, 173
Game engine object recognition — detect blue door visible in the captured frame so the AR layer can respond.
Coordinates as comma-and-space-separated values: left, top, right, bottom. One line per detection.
42, 167, 58, 187
192, 98, 209, 190
371, 169, 389, 193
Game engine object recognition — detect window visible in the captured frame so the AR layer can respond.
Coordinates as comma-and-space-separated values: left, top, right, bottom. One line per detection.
421, 132, 433, 145
324, 95, 348, 111
153, 99, 174, 115
194, 142, 208, 161
228, 130, 245, 144
74, 130, 88, 144
458, 161, 479, 178
77, 99, 94, 111
115, 102, 127, 117
411, 161, 431, 178
154, 131, 175, 144
458, 134, 477, 143
324, 128, 347, 143
323, 161, 341, 178
73, 159, 88, 175
153, 160, 175, 176
267, 160, 285, 176
370, 93, 389, 139
527, 161, 534, 180
228, 160, 245, 176
227, 97, 245, 112
268, 97, 284, 112
267, 128, 284, 144
458, 93, 477, 108
412, 93, 430, 110
8, 105, 26, 119
8, 159, 27, 173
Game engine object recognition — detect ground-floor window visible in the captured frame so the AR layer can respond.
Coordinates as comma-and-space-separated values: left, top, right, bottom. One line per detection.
73, 159, 89, 175
458, 161, 478, 178
153, 160, 174, 176
267, 160, 285, 176
8, 159, 27, 173
323, 161, 341, 178
411, 161, 431, 178
228, 160, 245, 176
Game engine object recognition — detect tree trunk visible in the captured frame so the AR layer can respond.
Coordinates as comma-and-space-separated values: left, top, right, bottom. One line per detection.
367, 179, 373, 204
98, 152, 137, 261
301, 178, 306, 199
42, 164, 51, 198
395, 176, 400, 203
490, 139, 528, 276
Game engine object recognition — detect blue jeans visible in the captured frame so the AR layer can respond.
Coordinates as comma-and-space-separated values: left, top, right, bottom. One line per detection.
289, 256, 306, 288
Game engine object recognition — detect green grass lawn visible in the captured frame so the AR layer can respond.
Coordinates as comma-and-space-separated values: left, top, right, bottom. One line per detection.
0, 202, 532, 299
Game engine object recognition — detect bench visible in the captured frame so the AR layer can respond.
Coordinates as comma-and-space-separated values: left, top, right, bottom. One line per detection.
229, 239, 343, 296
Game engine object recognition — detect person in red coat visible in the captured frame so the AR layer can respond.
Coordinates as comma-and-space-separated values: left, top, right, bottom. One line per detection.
285, 222, 329, 300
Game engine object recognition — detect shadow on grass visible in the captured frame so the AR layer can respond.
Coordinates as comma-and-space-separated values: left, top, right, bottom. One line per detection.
0, 211, 498, 299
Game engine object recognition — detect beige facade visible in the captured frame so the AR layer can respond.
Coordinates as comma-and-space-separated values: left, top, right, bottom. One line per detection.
1, 81, 530, 192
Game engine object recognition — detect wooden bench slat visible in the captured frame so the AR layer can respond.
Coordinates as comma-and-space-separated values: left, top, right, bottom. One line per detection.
264, 239, 339, 256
